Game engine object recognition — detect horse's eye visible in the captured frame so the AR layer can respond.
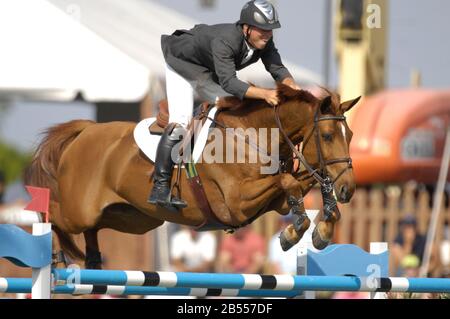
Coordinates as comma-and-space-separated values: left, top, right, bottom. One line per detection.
322, 134, 333, 142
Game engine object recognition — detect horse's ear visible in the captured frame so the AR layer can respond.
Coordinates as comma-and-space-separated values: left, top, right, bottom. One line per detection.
340, 96, 361, 113
320, 96, 333, 114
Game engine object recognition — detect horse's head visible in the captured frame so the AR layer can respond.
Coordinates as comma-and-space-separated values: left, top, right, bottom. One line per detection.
300, 92, 360, 203
217, 86, 359, 203
274, 86, 359, 202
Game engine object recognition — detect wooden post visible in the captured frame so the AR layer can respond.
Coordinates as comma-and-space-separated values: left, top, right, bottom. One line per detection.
369, 188, 384, 244
417, 189, 431, 235
386, 186, 401, 244
354, 189, 368, 248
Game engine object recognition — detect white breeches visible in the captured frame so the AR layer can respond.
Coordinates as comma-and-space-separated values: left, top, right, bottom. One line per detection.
165, 63, 231, 128
165, 64, 194, 128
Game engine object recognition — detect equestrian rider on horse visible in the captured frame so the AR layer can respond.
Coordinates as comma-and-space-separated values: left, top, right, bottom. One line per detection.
148, 0, 301, 209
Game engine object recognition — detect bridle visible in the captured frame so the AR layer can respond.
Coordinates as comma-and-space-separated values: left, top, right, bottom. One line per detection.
274, 101, 353, 193
199, 97, 353, 192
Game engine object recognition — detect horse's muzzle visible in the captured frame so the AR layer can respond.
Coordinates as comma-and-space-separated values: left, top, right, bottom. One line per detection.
338, 184, 353, 203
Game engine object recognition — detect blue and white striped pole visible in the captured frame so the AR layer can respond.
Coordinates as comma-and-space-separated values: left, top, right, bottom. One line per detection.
52, 269, 450, 293
0, 277, 300, 297
53, 285, 300, 297
3, 273, 450, 296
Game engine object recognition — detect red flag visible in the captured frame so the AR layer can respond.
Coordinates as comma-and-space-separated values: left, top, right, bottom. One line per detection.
24, 186, 50, 223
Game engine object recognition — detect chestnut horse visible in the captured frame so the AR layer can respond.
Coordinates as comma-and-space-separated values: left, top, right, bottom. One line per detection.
25, 85, 359, 269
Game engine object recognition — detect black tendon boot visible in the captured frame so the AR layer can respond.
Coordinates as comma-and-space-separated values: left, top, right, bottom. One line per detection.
148, 123, 187, 209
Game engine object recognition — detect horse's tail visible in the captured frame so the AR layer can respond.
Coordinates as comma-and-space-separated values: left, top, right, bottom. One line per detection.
25, 119, 95, 198
25, 120, 95, 261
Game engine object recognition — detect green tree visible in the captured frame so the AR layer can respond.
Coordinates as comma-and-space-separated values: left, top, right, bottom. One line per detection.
0, 140, 32, 185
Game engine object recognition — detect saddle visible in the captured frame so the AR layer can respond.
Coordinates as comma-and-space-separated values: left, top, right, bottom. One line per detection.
149, 99, 212, 135
149, 96, 243, 135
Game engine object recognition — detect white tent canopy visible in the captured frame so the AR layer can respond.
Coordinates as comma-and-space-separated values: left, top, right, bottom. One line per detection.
0, 0, 150, 102
0, 0, 323, 103
48, 0, 323, 86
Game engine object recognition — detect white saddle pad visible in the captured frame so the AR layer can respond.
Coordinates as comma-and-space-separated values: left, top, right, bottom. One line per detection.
133, 106, 219, 164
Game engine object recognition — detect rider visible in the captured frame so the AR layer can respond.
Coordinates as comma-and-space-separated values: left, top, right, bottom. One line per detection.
148, 0, 301, 209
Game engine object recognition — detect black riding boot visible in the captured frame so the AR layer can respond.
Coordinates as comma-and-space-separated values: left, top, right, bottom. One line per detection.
148, 123, 187, 209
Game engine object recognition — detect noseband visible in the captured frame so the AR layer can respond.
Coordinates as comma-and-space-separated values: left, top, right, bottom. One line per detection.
274, 103, 353, 192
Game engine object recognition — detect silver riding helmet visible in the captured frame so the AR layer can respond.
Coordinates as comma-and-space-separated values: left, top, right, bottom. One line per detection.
238, 0, 281, 30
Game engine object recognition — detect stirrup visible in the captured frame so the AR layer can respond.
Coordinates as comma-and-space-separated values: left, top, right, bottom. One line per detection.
156, 192, 187, 209
148, 185, 186, 209
162, 196, 187, 209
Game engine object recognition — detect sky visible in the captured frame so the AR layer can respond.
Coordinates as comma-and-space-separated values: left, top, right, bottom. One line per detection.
0, 0, 449, 153
0, 101, 95, 152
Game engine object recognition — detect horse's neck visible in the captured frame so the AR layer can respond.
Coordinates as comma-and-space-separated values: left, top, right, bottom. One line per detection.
218, 100, 313, 131
217, 99, 315, 159
217, 102, 271, 129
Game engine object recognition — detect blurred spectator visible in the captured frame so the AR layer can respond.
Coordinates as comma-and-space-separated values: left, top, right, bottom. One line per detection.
441, 267, 450, 278
170, 226, 216, 272
391, 214, 439, 276
216, 226, 266, 274
400, 254, 420, 277
267, 214, 297, 274
389, 255, 435, 299
439, 228, 450, 277
332, 291, 369, 299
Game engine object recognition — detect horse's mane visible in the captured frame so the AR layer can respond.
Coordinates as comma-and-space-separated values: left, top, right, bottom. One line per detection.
216, 84, 319, 111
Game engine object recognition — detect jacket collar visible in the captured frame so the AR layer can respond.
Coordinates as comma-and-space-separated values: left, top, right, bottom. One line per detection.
236, 23, 249, 59
236, 23, 256, 62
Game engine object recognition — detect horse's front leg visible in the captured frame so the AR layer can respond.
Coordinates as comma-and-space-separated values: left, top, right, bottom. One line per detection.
277, 174, 311, 251
312, 185, 341, 250
237, 174, 310, 249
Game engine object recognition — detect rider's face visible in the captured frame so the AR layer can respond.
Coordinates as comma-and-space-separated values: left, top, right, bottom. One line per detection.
244, 25, 273, 50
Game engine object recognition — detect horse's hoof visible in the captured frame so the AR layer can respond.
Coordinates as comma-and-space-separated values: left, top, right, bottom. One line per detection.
279, 231, 295, 251
312, 226, 329, 250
